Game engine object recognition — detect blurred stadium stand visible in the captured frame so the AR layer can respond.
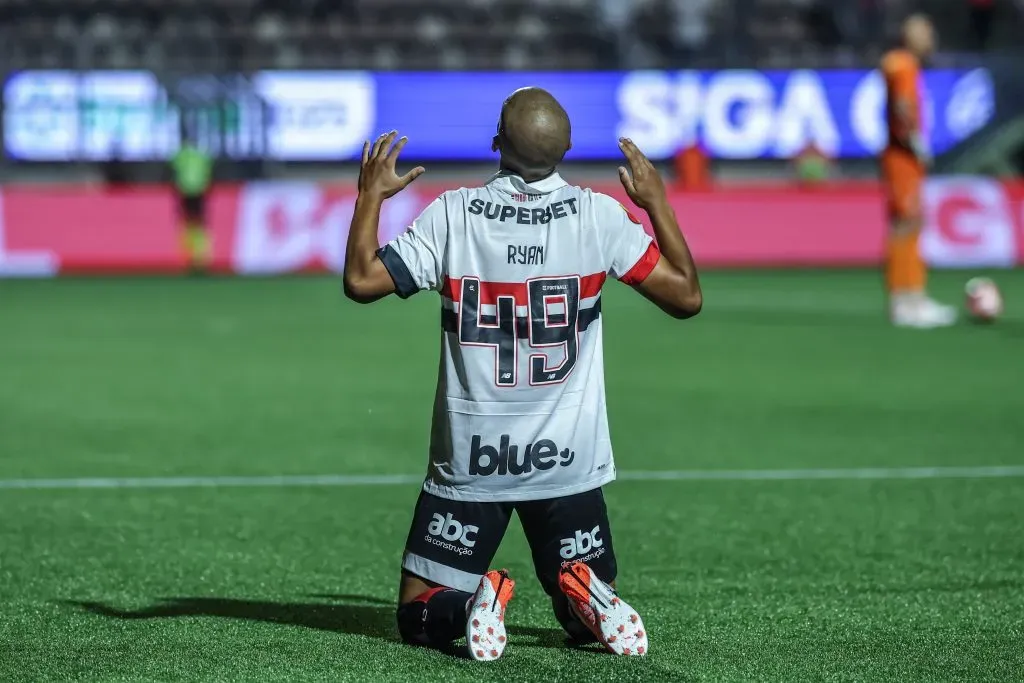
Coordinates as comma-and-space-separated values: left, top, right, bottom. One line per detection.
0, 0, 1020, 185
0, 0, 1019, 71
0, 0, 1018, 271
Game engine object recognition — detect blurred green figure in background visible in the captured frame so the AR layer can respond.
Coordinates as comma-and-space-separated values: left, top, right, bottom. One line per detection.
172, 134, 214, 272
793, 142, 832, 187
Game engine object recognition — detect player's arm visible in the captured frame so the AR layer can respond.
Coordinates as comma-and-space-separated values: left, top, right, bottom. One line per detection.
343, 131, 425, 303
885, 60, 930, 165
617, 138, 702, 319
892, 99, 929, 165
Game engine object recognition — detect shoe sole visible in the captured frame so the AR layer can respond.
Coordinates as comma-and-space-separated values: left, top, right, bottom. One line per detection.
892, 318, 957, 329
891, 303, 958, 329
560, 562, 648, 656
466, 571, 512, 661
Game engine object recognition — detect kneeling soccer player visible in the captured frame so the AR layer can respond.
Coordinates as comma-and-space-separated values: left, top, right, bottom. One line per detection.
343, 88, 702, 660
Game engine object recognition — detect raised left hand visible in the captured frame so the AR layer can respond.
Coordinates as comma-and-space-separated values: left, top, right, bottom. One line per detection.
358, 131, 426, 200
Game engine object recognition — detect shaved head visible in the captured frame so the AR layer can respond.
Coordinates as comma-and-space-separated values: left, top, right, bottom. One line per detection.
902, 14, 936, 58
493, 87, 571, 181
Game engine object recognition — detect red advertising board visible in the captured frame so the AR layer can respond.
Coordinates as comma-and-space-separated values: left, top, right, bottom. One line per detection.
0, 178, 1020, 276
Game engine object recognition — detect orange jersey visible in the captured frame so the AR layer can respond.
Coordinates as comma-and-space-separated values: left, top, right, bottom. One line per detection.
880, 48, 925, 219
881, 49, 922, 152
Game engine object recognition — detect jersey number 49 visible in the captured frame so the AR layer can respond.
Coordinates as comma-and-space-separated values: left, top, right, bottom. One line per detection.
459, 276, 581, 388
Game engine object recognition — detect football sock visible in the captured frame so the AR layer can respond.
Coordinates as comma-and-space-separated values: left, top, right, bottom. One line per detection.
908, 233, 927, 293
885, 232, 925, 296
184, 224, 211, 269
179, 229, 193, 262
396, 587, 473, 648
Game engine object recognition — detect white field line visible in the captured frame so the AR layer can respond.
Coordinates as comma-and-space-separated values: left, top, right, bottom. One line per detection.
1, 466, 1023, 491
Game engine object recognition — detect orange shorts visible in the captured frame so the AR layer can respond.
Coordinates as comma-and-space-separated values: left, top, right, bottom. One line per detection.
880, 149, 924, 221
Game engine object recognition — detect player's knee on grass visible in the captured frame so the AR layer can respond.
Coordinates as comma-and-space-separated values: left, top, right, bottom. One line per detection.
551, 593, 598, 643
397, 588, 472, 648
396, 572, 437, 645
548, 572, 619, 644
397, 600, 430, 646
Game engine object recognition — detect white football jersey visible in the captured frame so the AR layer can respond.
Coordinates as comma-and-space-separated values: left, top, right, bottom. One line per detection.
378, 171, 659, 502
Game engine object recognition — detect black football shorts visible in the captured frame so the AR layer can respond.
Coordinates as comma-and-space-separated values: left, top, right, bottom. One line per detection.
179, 193, 207, 222
401, 487, 617, 595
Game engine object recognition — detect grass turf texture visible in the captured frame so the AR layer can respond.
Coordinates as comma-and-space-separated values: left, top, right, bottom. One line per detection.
1, 271, 1023, 682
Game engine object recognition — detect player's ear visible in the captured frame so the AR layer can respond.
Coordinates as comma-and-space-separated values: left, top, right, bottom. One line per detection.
492, 134, 500, 153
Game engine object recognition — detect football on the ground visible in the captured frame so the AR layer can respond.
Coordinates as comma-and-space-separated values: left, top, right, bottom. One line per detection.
964, 277, 1003, 322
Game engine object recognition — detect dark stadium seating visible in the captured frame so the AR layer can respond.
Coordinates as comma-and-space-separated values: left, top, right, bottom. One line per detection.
0, 0, 1015, 71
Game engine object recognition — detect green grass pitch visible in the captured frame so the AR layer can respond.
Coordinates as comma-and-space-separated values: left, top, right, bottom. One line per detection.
1, 271, 1023, 682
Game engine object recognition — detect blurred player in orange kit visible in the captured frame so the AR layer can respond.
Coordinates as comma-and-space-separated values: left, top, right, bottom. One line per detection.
880, 14, 956, 328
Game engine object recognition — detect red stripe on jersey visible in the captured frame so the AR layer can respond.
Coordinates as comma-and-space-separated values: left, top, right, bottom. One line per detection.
442, 272, 607, 303
580, 272, 606, 299
619, 242, 660, 286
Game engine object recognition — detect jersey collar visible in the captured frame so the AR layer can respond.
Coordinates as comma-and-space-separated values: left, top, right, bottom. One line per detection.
487, 170, 568, 196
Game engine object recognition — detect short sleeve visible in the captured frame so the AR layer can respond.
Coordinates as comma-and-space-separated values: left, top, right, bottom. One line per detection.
892, 60, 919, 101
376, 195, 448, 298
883, 52, 920, 129
596, 194, 660, 285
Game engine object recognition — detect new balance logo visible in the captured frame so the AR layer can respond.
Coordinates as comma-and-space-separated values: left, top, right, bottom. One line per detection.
427, 513, 478, 548
468, 434, 576, 476
559, 527, 604, 559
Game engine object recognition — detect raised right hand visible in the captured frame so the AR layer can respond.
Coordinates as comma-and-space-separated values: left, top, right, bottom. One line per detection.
617, 138, 668, 212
